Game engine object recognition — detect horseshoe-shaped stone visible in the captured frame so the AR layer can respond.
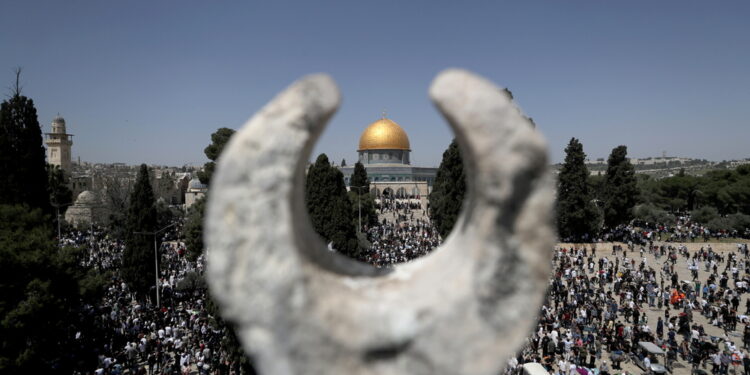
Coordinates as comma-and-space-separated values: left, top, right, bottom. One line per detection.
205, 69, 555, 375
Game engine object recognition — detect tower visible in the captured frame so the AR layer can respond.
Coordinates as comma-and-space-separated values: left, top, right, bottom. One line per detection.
44, 115, 74, 172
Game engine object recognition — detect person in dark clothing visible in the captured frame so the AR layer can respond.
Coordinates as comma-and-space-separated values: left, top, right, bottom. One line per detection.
657, 317, 664, 338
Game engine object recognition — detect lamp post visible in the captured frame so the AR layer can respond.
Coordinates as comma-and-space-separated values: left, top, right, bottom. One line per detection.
351, 185, 368, 233
135, 222, 177, 307
51, 201, 73, 246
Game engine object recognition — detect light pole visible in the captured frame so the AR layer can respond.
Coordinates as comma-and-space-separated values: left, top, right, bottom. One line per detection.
51, 201, 73, 246
351, 185, 368, 233
135, 222, 177, 308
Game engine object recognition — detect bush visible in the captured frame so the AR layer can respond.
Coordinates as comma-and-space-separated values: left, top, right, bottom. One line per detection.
176, 271, 206, 293
728, 213, 750, 232
706, 217, 732, 232
691, 206, 719, 225
633, 204, 675, 226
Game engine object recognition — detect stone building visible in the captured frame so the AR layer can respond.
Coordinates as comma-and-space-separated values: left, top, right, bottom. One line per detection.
44, 115, 74, 173
65, 190, 108, 227
339, 116, 437, 204
184, 177, 207, 209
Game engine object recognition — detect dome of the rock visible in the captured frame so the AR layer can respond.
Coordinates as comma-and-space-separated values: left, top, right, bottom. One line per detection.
358, 118, 410, 151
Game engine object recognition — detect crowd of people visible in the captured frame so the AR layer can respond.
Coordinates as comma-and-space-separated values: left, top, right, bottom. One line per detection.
62, 224, 254, 375
562, 215, 750, 245
359, 218, 441, 267
58, 204, 750, 375
505, 241, 750, 375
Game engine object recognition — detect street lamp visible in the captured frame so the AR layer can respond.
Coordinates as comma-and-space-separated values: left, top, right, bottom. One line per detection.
50, 201, 74, 246
351, 185, 368, 233
135, 222, 177, 307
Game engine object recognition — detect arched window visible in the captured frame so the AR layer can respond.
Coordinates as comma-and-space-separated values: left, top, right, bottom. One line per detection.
397, 187, 407, 198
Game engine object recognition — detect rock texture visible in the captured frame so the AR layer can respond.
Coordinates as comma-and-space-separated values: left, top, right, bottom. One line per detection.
205, 69, 555, 375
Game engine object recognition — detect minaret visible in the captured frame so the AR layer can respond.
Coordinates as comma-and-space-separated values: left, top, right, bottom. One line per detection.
44, 115, 74, 173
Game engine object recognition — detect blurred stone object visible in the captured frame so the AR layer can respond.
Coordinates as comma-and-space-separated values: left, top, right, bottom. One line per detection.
205, 69, 554, 375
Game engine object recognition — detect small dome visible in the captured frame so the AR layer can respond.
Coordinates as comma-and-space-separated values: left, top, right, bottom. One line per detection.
188, 178, 207, 190
52, 115, 66, 125
76, 190, 100, 206
358, 118, 410, 151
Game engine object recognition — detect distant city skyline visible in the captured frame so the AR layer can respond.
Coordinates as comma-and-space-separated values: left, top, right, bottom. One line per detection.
2, 1, 748, 167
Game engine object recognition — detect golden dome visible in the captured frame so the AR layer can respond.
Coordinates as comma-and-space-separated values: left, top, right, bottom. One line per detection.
358, 118, 411, 151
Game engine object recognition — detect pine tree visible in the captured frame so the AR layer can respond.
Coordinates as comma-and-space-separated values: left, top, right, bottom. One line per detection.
197, 127, 235, 185
0, 204, 107, 374
0, 71, 51, 214
430, 139, 466, 238
341, 158, 347, 167
305, 154, 359, 256
123, 164, 158, 300
556, 138, 601, 241
602, 145, 638, 228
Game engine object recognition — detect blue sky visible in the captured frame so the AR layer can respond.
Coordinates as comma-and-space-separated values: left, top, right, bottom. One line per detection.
1, 1, 748, 167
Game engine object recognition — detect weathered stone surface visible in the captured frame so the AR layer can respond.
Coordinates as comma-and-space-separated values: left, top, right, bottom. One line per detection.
205, 69, 555, 375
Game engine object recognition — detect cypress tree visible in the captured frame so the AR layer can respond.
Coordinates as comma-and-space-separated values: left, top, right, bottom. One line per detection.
430, 139, 466, 238
184, 196, 205, 261
556, 138, 600, 241
348, 162, 377, 229
0, 74, 51, 214
305, 154, 359, 257
350, 162, 370, 193
602, 145, 638, 228
123, 164, 158, 300
48, 164, 73, 208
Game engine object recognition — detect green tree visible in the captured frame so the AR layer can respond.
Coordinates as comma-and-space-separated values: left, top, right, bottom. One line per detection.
588, 174, 606, 203
348, 162, 377, 230
556, 138, 600, 240
123, 164, 158, 300
602, 145, 637, 228
184, 196, 206, 261
350, 162, 370, 193
305, 154, 359, 257
633, 203, 675, 226
430, 139, 466, 238
155, 198, 181, 229
47, 163, 73, 208
341, 158, 347, 167
691, 206, 719, 225
0, 205, 106, 374
0, 71, 50, 214
197, 127, 235, 185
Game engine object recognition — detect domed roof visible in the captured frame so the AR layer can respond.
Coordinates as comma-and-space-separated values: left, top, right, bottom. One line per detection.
75, 190, 100, 206
52, 115, 65, 124
188, 177, 207, 190
358, 118, 410, 151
